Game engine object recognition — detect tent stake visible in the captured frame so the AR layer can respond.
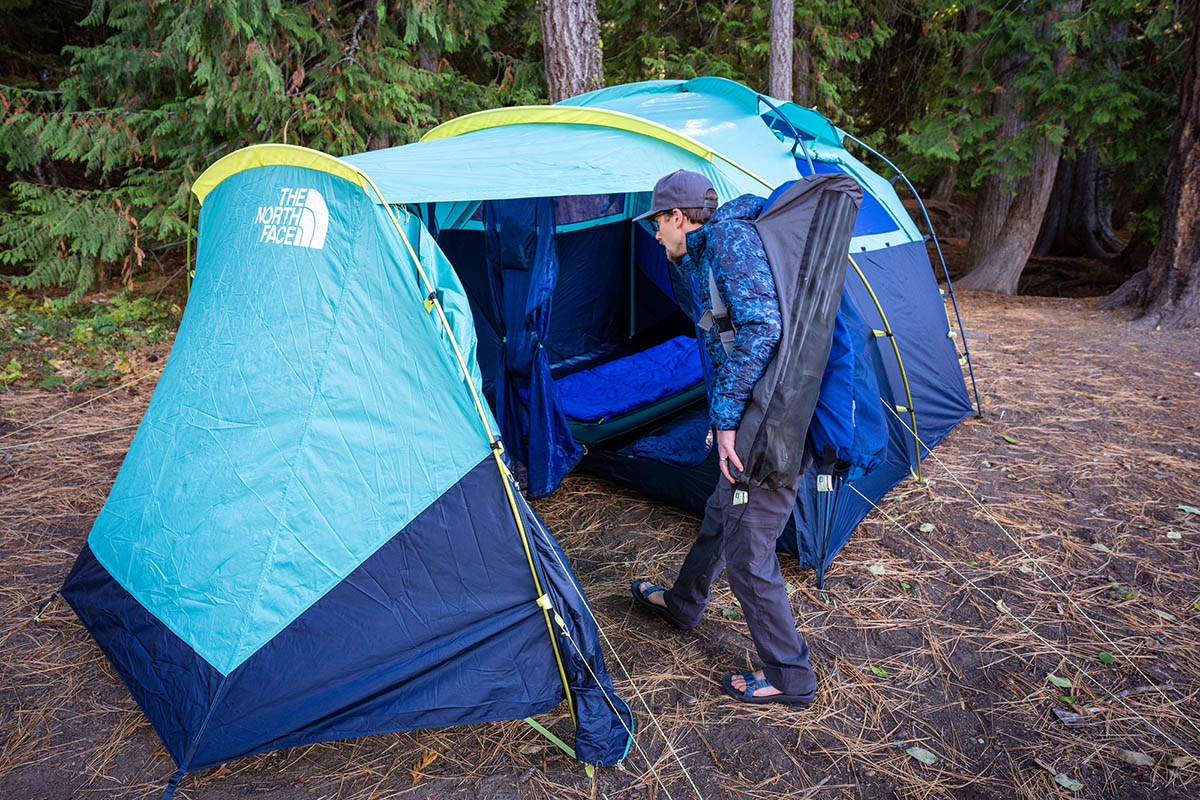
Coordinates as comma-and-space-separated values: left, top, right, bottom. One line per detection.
523, 717, 595, 777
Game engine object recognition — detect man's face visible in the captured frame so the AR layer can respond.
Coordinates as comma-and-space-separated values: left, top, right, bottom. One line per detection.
652, 209, 689, 261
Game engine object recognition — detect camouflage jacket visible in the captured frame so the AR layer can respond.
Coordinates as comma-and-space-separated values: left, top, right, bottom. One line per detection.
673, 194, 781, 431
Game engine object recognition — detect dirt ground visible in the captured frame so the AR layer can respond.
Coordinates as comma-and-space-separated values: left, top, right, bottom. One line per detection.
1, 289, 1199, 800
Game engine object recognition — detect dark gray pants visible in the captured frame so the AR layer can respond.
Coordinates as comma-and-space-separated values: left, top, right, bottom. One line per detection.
665, 476, 816, 696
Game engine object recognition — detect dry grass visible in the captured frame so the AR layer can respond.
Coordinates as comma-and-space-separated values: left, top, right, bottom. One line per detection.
1, 293, 1198, 799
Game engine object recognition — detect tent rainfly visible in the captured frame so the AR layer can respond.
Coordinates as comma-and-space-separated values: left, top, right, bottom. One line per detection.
61, 145, 633, 798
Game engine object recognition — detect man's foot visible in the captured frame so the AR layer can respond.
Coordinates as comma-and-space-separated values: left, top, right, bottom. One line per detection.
729, 670, 781, 698
630, 579, 695, 630
635, 581, 667, 609
721, 670, 815, 706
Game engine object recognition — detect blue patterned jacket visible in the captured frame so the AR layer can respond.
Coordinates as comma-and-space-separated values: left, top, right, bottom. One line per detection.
673, 194, 781, 431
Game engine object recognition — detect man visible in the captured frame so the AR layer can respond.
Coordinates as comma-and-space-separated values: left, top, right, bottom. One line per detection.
631, 169, 816, 705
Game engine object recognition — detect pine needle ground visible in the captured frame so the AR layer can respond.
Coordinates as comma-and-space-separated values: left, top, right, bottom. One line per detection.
1, 292, 1198, 800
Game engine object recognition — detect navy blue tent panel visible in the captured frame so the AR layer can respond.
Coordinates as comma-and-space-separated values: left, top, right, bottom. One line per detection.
806, 291, 887, 480
784, 161, 900, 237
846, 241, 973, 455
63, 456, 632, 769
779, 241, 973, 575
632, 223, 676, 305
62, 546, 217, 767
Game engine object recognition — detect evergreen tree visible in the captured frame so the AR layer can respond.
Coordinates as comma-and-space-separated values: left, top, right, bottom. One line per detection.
600, 0, 893, 127
894, 0, 1191, 291
0, 0, 542, 301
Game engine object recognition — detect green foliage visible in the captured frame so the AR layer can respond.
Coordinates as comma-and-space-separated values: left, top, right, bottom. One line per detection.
0, 0, 543, 299
792, 3, 896, 125
889, 0, 1191, 201
0, 0, 1191, 299
601, 0, 895, 126
0, 287, 177, 390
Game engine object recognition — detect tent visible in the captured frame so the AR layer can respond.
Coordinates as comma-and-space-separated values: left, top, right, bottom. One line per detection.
60, 145, 633, 797
341, 77, 977, 584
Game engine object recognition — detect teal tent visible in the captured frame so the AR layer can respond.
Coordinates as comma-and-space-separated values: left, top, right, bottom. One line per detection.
61, 145, 633, 797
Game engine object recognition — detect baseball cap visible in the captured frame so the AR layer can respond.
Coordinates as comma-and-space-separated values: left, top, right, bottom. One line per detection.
634, 170, 718, 221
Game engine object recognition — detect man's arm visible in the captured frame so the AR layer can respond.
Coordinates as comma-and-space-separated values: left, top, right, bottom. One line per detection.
667, 256, 698, 322
708, 222, 782, 433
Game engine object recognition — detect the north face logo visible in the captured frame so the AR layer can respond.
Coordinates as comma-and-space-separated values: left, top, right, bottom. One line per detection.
254, 188, 329, 249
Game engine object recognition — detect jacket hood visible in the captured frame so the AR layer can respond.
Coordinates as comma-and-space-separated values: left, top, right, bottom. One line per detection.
685, 193, 767, 261
711, 193, 767, 224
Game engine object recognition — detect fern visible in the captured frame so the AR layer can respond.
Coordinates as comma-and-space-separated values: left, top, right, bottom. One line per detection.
0, 0, 537, 299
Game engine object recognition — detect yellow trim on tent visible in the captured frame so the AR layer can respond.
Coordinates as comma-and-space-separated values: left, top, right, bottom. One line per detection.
191, 144, 368, 204
421, 106, 773, 190
422, 106, 712, 159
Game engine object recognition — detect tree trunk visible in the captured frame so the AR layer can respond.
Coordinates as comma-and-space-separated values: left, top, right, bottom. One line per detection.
1033, 143, 1123, 257
793, 28, 812, 106
959, 0, 1080, 293
769, 0, 794, 100
1101, 10, 1200, 329
963, 87, 1022, 276
539, 0, 603, 102
959, 137, 1062, 293
932, 166, 957, 203
964, 170, 1015, 275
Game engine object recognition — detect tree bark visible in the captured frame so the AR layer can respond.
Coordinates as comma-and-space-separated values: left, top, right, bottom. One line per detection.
1101, 9, 1200, 329
769, 0, 794, 100
964, 171, 1014, 275
931, 166, 957, 202
962, 91, 1021, 276
959, 0, 1081, 293
1033, 142, 1123, 257
793, 27, 812, 106
959, 137, 1062, 293
539, 0, 603, 102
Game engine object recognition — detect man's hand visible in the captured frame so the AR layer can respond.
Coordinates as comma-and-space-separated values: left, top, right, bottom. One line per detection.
716, 429, 743, 483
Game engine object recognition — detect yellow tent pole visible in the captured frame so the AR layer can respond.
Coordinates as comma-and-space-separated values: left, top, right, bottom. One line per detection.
847, 255, 922, 481
358, 175, 580, 732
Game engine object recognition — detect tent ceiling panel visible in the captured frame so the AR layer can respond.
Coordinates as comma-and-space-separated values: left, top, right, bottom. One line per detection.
341, 124, 773, 205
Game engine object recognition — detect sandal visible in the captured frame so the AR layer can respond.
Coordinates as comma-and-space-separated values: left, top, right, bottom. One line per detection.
721, 671, 815, 706
630, 580, 694, 630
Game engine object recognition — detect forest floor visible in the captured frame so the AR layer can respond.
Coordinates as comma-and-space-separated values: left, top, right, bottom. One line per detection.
2, 287, 1199, 800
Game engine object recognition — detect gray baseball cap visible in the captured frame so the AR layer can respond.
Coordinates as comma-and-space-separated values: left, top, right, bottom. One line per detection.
634, 170, 718, 221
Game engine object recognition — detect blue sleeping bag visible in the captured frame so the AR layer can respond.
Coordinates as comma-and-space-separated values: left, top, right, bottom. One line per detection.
555, 335, 703, 422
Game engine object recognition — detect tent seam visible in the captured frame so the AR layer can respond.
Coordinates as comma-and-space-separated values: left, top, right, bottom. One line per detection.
220, 199, 362, 676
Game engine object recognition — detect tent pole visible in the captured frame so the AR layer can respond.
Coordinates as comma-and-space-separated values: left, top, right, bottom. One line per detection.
840, 133, 982, 418
524, 717, 595, 777
629, 219, 636, 339
848, 256, 922, 481
360, 174, 581, 731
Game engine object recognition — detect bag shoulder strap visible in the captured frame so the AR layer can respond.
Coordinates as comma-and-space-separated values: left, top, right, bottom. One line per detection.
700, 265, 736, 356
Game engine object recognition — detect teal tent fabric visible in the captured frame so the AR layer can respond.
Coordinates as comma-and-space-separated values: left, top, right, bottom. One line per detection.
63, 152, 635, 789
342, 125, 765, 208
88, 165, 491, 674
